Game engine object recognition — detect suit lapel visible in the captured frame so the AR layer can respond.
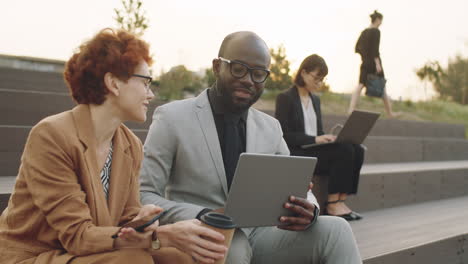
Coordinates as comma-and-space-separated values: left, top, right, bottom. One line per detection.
194, 90, 228, 197
291, 86, 305, 132
107, 127, 133, 225
72, 104, 112, 226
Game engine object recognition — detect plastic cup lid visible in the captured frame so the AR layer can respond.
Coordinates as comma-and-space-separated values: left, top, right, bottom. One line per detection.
200, 212, 236, 229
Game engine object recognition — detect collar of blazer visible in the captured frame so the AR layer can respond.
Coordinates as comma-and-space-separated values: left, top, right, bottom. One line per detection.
71, 104, 134, 225
72, 104, 131, 151
291, 86, 306, 127
194, 90, 229, 196
73, 104, 97, 150
193, 89, 259, 197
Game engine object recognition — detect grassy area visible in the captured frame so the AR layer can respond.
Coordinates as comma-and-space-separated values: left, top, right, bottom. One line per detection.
256, 90, 468, 137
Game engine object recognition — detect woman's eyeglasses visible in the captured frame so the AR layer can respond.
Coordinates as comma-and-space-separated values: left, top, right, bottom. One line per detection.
132, 74, 153, 93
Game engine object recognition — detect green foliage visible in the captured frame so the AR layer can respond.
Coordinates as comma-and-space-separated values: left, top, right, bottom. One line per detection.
416, 55, 468, 104
203, 68, 216, 87
114, 0, 149, 36
264, 45, 293, 91
404, 99, 414, 107
442, 55, 468, 104
157, 65, 204, 101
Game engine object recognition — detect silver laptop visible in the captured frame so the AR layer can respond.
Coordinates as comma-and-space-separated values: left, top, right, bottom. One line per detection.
301, 110, 380, 149
224, 153, 317, 228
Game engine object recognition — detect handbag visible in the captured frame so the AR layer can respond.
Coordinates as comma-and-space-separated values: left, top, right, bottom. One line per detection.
365, 74, 386, 98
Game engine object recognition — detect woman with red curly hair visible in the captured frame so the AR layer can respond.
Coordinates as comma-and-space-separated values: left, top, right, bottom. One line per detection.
0, 29, 227, 264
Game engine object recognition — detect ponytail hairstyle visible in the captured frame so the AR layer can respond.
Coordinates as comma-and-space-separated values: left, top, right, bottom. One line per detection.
370, 10, 383, 23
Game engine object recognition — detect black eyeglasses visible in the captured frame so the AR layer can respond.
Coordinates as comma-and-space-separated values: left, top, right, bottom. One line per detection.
132, 74, 153, 92
218, 57, 270, 84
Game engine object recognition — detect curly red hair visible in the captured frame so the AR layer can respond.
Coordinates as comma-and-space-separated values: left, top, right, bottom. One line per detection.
64, 28, 153, 105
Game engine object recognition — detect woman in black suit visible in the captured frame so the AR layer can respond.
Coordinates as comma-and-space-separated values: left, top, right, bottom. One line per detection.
275, 54, 364, 221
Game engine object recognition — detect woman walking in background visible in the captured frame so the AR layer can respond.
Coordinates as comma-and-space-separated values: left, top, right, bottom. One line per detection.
348, 10, 399, 117
276, 54, 364, 221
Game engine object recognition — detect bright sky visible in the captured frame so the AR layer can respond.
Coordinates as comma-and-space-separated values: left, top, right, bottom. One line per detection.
1, 0, 467, 101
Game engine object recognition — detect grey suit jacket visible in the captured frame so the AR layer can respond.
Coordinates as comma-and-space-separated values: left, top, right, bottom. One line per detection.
140, 89, 318, 225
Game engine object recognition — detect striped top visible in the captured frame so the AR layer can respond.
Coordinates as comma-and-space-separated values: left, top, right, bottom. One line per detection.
100, 142, 113, 199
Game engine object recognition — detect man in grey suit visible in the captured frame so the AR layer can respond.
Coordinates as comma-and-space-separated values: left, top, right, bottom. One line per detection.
140, 31, 362, 264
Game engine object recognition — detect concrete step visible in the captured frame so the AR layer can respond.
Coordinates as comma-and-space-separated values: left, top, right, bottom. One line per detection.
1, 87, 465, 140
0, 67, 68, 93
2, 65, 465, 139
0, 152, 22, 176
0, 90, 74, 127
0, 176, 15, 194
0, 90, 160, 129
5, 96, 468, 165
351, 195, 468, 263
323, 114, 466, 139
346, 161, 468, 212
0, 176, 16, 213
3, 123, 468, 177
364, 136, 468, 163
260, 109, 466, 139
0, 126, 148, 177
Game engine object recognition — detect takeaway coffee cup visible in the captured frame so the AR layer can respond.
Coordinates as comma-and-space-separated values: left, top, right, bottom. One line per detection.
200, 212, 236, 264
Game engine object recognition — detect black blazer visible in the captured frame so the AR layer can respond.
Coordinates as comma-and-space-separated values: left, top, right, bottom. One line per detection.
275, 86, 324, 152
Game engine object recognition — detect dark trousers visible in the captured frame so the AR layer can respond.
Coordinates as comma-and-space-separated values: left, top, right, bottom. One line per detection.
293, 143, 364, 195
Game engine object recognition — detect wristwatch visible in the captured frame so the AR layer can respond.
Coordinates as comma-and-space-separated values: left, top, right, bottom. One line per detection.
150, 231, 161, 250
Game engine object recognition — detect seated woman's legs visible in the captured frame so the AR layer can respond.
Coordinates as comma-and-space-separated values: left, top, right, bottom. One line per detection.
305, 143, 363, 218
339, 144, 365, 214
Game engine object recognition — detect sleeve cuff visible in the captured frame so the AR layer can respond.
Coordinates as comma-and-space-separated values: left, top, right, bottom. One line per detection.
306, 205, 320, 229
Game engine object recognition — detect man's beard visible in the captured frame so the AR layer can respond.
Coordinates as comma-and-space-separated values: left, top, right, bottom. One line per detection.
214, 80, 263, 114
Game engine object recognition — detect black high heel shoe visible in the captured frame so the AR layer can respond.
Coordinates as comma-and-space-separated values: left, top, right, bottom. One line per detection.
339, 200, 363, 220
324, 200, 355, 221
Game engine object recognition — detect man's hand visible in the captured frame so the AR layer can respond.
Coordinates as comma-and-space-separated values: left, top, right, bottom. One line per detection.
278, 195, 316, 231
157, 219, 227, 264
315, 134, 336, 144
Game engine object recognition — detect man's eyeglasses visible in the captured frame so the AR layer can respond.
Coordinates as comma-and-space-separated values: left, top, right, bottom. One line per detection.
218, 57, 270, 84
132, 74, 153, 93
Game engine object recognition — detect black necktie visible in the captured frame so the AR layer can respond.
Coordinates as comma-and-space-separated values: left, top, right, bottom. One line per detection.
224, 113, 241, 189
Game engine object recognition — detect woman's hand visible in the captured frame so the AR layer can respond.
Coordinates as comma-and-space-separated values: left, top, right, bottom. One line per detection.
156, 219, 228, 264
114, 204, 163, 249
114, 226, 153, 249
315, 134, 336, 144
376, 63, 382, 73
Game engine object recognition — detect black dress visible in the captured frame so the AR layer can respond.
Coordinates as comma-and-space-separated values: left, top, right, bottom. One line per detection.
355, 27, 385, 85
275, 86, 364, 194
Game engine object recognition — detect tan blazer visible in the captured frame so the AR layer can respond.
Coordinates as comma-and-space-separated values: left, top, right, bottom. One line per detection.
0, 104, 143, 264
